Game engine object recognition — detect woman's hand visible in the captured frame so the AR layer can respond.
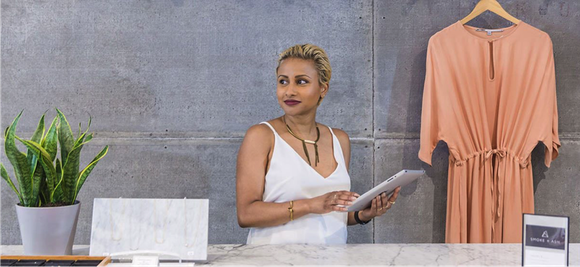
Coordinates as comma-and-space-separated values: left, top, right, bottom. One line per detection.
308, 190, 360, 214
359, 187, 401, 221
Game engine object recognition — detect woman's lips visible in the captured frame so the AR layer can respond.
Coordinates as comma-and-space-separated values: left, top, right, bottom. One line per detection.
284, 100, 301, 106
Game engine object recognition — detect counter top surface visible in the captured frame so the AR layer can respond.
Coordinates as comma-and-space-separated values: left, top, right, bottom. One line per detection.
2, 244, 579, 266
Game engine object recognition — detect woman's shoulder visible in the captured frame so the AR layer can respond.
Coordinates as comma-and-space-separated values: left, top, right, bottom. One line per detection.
332, 128, 350, 149
241, 122, 275, 155
329, 127, 349, 139
245, 122, 274, 138
317, 123, 350, 148
319, 124, 349, 140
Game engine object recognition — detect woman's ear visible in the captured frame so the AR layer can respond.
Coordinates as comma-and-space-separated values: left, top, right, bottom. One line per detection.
320, 83, 329, 98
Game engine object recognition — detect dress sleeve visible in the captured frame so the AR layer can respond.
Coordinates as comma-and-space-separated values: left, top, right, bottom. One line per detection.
418, 38, 442, 166
541, 39, 561, 168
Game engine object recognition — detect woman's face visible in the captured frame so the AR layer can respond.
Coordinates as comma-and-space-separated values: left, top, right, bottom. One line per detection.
276, 58, 327, 117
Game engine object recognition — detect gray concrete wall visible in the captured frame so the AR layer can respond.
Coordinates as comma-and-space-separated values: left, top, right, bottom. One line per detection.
1, 0, 579, 245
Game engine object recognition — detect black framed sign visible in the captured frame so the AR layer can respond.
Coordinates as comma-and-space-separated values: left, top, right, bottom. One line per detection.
522, 213, 569, 266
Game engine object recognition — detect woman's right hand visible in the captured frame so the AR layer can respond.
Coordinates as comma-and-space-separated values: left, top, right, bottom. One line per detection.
308, 190, 360, 214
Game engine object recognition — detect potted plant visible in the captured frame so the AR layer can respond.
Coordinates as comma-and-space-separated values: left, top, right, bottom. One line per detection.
1, 108, 109, 255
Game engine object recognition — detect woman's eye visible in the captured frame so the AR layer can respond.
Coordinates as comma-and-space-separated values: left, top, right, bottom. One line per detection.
279, 80, 288, 85
297, 79, 308, 85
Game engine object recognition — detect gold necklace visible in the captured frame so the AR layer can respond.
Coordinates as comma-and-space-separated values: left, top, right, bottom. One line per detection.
109, 198, 126, 242
284, 117, 320, 166
153, 199, 170, 244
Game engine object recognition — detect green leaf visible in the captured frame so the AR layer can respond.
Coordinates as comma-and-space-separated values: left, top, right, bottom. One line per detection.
15, 137, 56, 207
72, 145, 108, 203
30, 114, 45, 143
41, 117, 59, 162
56, 108, 74, 166
26, 152, 40, 206
15, 138, 54, 170
73, 133, 86, 149
61, 118, 94, 202
85, 133, 93, 143
29, 156, 44, 207
4, 111, 33, 206
27, 114, 45, 168
25, 114, 45, 205
41, 137, 59, 201
52, 158, 64, 203
39, 176, 49, 204
61, 138, 85, 203
1, 163, 23, 204
74, 117, 91, 148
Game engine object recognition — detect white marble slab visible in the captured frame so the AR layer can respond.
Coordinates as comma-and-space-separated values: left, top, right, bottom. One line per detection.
90, 198, 208, 260
200, 244, 580, 266
3, 244, 579, 266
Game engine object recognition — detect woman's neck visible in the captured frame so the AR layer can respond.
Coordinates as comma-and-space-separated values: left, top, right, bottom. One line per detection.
282, 114, 318, 140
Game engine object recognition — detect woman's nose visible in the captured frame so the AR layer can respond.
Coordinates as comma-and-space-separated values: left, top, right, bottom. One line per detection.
285, 83, 297, 96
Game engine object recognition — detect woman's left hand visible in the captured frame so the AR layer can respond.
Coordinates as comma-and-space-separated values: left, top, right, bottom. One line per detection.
359, 187, 401, 221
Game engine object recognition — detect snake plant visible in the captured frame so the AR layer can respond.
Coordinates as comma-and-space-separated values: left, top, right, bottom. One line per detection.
1, 109, 109, 207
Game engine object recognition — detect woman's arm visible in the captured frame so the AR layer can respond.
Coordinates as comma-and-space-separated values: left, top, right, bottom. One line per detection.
236, 124, 355, 228
237, 124, 292, 228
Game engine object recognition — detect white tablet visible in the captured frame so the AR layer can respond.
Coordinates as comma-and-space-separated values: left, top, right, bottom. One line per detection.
346, 169, 425, 212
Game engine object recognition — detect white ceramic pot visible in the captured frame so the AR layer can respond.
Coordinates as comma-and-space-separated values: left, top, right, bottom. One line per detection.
15, 201, 81, 255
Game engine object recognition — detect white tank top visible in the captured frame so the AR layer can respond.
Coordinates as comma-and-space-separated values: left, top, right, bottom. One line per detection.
246, 122, 351, 245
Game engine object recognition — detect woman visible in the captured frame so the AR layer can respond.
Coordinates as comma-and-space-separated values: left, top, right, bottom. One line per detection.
236, 44, 400, 244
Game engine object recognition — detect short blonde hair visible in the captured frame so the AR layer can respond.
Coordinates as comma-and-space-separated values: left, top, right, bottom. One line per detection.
276, 44, 332, 86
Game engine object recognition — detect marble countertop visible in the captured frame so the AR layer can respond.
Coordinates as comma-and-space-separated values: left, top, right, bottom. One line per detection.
2, 244, 579, 266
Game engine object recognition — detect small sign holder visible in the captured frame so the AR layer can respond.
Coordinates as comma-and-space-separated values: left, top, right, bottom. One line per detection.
90, 198, 208, 264
522, 213, 569, 266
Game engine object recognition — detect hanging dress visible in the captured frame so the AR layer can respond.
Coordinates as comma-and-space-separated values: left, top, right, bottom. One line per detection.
418, 21, 561, 243
246, 122, 351, 244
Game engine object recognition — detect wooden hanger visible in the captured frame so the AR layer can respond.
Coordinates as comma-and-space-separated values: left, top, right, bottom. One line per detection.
460, 0, 521, 25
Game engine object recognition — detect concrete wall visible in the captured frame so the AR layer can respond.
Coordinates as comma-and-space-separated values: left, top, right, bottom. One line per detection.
1, 0, 579, 245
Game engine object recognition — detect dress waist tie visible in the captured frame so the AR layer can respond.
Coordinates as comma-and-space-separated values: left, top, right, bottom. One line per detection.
485, 149, 506, 239
453, 149, 529, 168
451, 148, 530, 242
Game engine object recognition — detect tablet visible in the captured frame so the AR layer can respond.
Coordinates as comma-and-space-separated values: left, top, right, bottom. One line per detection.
346, 169, 425, 212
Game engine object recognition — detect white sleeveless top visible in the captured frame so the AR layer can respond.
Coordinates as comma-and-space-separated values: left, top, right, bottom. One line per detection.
246, 122, 351, 245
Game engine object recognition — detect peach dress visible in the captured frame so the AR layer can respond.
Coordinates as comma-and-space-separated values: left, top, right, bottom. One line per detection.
418, 21, 561, 243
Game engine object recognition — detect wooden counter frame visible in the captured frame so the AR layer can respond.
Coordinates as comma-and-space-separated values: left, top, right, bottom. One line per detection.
0, 255, 111, 266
